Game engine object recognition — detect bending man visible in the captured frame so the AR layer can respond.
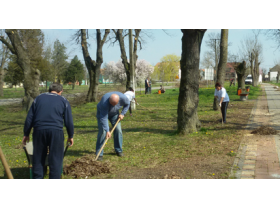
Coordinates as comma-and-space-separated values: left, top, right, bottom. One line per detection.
96, 92, 130, 161
22, 82, 74, 179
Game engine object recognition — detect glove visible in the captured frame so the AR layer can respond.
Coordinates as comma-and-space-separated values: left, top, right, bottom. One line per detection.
219, 103, 221, 107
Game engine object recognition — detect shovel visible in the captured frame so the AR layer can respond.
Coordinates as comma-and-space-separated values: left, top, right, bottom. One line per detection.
95, 118, 121, 161
0, 146, 14, 179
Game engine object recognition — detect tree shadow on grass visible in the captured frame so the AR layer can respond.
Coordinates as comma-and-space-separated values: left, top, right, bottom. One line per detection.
122, 127, 174, 135
65, 149, 94, 157
0, 120, 23, 126
0, 167, 30, 179
74, 125, 98, 134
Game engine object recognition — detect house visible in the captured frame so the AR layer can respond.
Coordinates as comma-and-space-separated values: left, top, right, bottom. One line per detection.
269, 65, 280, 81
225, 63, 236, 81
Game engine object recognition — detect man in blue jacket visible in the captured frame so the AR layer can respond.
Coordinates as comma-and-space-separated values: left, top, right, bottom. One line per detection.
22, 82, 74, 179
96, 92, 130, 161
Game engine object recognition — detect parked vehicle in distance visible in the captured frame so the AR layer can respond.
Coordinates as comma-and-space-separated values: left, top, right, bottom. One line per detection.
245, 75, 252, 85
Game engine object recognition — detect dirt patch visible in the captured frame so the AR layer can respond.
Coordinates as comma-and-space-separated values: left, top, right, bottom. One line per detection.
251, 125, 278, 135
112, 155, 233, 179
63, 155, 112, 178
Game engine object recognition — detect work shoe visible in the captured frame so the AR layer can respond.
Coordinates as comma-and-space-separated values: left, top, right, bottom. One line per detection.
97, 156, 103, 161
116, 152, 124, 157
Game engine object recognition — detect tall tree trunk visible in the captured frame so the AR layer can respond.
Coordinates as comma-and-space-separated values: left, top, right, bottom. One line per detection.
213, 29, 228, 110
250, 52, 254, 85
237, 73, 245, 89
114, 29, 141, 91
81, 29, 109, 102
0, 43, 8, 97
0, 67, 4, 97
252, 53, 259, 86
2, 30, 40, 111
234, 61, 247, 94
115, 29, 130, 90
177, 29, 206, 135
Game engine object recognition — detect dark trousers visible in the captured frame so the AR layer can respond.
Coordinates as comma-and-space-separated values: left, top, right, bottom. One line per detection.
129, 102, 132, 114
145, 87, 149, 94
221, 102, 229, 122
32, 129, 64, 179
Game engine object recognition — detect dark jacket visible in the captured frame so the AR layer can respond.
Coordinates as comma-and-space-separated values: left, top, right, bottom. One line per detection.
24, 93, 74, 138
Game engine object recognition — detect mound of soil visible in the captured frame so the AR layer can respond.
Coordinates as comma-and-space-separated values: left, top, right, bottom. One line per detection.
251, 125, 278, 135
63, 155, 111, 178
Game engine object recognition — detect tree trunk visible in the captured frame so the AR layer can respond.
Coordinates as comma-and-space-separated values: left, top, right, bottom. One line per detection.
116, 29, 130, 90
237, 73, 245, 90
216, 29, 228, 86
252, 53, 259, 86
250, 52, 254, 85
0, 43, 8, 97
3, 30, 40, 111
0, 67, 3, 97
81, 29, 109, 102
177, 29, 206, 135
233, 61, 247, 94
213, 29, 228, 111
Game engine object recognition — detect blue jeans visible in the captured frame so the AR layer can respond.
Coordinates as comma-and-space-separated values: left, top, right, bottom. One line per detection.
96, 114, 123, 156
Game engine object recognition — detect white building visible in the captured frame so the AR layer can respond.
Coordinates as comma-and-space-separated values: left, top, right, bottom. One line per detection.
204, 68, 214, 80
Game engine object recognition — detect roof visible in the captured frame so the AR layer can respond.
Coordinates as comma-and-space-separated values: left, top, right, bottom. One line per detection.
270, 65, 280, 72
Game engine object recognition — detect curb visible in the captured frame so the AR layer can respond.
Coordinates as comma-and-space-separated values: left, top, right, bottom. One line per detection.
228, 93, 259, 179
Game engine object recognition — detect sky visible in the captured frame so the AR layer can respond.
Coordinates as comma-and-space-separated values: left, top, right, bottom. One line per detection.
42, 29, 280, 71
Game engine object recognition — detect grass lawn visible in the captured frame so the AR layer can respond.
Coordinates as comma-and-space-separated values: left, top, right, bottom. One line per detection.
0, 84, 261, 179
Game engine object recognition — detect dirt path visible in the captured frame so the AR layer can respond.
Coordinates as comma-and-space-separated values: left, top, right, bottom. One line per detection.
230, 83, 280, 179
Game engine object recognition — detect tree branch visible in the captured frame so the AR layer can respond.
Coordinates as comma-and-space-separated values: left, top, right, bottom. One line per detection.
0, 36, 15, 54
101, 29, 110, 47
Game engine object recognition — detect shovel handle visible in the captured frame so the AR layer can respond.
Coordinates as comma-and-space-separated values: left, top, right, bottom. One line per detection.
0, 146, 14, 179
95, 118, 121, 161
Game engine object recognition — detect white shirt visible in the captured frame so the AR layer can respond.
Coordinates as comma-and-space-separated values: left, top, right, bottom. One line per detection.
124, 91, 135, 102
214, 87, 230, 102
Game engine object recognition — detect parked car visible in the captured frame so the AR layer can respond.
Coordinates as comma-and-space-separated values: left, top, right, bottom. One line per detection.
245, 75, 252, 85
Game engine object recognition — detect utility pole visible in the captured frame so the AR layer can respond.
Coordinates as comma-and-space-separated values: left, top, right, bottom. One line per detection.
210, 38, 220, 83
129, 29, 136, 110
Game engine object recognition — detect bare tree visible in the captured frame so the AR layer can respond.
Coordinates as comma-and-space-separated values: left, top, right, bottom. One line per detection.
266, 29, 280, 49
177, 29, 207, 134
205, 32, 221, 82
0, 29, 41, 111
110, 29, 141, 90
239, 31, 263, 86
78, 29, 110, 102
